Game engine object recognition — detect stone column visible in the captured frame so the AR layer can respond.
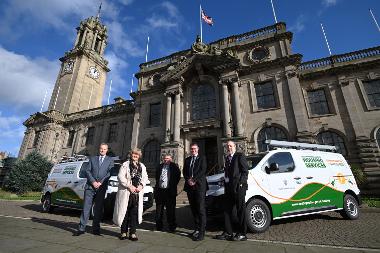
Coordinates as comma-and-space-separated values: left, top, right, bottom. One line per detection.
285, 66, 313, 142
74, 30, 81, 47
91, 31, 98, 50
221, 82, 232, 137
232, 81, 243, 137
173, 91, 181, 142
80, 29, 88, 47
165, 93, 172, 142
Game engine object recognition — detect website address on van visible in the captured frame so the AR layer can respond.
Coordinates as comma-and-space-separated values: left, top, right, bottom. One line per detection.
291, 199, 330, 207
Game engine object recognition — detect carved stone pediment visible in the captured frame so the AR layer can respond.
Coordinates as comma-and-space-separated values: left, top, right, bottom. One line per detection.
24, 110, 65, 127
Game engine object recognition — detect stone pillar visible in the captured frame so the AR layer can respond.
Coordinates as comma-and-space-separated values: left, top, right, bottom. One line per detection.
165, 93, 172, 142
173, 91, 181, 142
221, 82, 232, 137
80, 29, 88, 47
231, 81, 243, 137
92, 31, 98, 50
74, 30, 81, 47
285, 66, 313, 142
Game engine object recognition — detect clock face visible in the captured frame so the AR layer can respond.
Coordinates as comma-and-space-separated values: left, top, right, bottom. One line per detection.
64, 61, 74, 73
250, 46, 270, 62
88, 66, 100, 79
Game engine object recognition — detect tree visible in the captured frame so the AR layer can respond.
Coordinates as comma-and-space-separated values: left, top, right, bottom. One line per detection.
4, 151, 53, 194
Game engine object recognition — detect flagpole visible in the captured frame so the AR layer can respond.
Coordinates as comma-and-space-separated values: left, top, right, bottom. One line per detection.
145, 36, 150, 63
320, 23, 332, 56
53, 86, 60, 110
270, 0, 278, 24
40, 89, 48, 112
369, 9, 380, 32
130, 75, 134, 95
200, 4, 203, 43
107, 79, 112, 105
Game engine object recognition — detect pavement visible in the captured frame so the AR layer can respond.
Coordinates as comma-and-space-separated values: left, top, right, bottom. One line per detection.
0, 200, 379, 253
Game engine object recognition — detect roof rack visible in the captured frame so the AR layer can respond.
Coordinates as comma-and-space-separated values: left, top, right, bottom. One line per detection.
265, 140, 337, 152
60, 154, 88, 163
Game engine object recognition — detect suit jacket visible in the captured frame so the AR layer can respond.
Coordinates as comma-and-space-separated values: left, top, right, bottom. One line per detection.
224, 152, 249, 194
85, 155, 114, 190
183, 155, 207, 192
154, 162, 181, 197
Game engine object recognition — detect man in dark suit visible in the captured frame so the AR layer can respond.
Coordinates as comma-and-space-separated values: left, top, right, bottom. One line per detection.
183, 143, 207, 241
74, 143, 114, 236
215, 141, 249, 241
154, 154, 181, 232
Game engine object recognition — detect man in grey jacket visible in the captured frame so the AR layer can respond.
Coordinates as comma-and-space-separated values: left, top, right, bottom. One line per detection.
74, 143, 114, 236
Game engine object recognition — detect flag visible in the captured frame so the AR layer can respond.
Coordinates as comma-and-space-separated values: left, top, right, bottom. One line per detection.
201, 9, 213, 26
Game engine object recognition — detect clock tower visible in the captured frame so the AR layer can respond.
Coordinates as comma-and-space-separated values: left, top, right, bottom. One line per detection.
48, 15, 110, 114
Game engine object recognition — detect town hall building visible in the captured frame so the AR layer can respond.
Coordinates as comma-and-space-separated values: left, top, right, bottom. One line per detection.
18, 15, 380, 195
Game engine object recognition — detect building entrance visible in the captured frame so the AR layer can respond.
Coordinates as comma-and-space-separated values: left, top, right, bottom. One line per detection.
192, 137, 218, 175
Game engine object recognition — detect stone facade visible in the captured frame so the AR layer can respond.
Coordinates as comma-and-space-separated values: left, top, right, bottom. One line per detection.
19, 18, 380, 195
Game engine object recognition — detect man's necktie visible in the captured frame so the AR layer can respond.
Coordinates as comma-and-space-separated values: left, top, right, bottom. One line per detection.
190, 156, 195, 177
99, 156, 104, 165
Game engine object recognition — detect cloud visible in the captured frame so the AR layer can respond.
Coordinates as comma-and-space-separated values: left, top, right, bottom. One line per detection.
0, 112, 25, 139
161, 1, 180, 18
289, 15, 306, 34
118, 0, 134, 6
0, 45, 58, 111
322, 0, 339, 8
146, 16, 178, 29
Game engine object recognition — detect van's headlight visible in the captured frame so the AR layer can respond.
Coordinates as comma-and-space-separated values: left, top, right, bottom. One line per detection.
218, 178, 224, 187
108, 180, 119, 187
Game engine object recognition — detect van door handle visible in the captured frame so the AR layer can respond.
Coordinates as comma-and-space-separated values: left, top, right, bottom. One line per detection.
67, 181, 72, 184
294, 177, 301, 180
73, 181, 79, 184
306, 176, 313, 179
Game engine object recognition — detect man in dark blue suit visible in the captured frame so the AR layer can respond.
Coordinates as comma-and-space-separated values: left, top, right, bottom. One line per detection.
74, 143, 114, 236
183, 143, 207, 241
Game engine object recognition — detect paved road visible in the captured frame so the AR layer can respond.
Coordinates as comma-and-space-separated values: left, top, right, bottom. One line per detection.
0, 200, 379, 252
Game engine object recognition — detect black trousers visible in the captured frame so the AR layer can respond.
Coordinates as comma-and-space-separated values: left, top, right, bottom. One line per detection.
121, 195, 139, 234
79, 182, 107, 232
155, 188, 177, 230
186, 188, 206, 234
224, 186, 247, 235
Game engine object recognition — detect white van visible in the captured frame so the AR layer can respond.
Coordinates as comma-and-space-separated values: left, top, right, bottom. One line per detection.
41, 156, 154, 216
206, 140, 361, 233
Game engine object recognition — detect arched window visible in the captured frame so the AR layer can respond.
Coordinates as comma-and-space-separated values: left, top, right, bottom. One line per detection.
192, 84, 216, 120
317, 131, 347, 156
376, 128, 380, 149
142, 140, 161, 166
257, 126, 287, 152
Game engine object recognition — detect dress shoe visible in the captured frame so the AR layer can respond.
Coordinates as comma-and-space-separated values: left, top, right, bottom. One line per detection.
214, 232, 233, 241
129, 233, 138, 241
92, 230, 101, 236
192, 234, 204, 241
168, 227, 176, 233
119, 233, 128, 240
233, 234, 247, 241
72, 230, 85, 236
190, 230, 199, 238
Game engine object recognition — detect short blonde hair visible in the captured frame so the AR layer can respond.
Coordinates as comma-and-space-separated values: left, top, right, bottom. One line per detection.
130, 148, 142, 158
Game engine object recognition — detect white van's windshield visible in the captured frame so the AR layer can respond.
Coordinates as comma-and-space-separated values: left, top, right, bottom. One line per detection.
110, 163, 121, 176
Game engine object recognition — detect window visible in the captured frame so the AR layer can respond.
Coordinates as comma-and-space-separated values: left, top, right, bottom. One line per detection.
149, 103, 161, 127
33, 131, 41, 148
67, 131, 75, 147
86, 127, 95, 145
267, 152, 295, 173
255, 81, 276, 109
257, 126, 287, 152
143, 140, 161, 166
375, 128, 380, 149
317, 131, 347, 156
307, 89, 330, 115
192, 84, 216, 120
363, 79, 380, 108
107, 123, 118, 143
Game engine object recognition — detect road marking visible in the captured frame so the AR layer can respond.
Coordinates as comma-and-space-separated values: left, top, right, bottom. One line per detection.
0, 214, 379, 251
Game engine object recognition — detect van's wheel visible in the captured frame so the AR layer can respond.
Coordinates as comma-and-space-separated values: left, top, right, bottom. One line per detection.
41, 194, 53, 213
246, 199, 271, 233
340, 194, 359, 220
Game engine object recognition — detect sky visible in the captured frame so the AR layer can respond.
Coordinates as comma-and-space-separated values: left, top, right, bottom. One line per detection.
0, 0, 379, 157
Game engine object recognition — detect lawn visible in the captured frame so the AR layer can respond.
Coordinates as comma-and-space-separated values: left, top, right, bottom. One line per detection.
362, 197, 380, 208
0, 189, 41, 201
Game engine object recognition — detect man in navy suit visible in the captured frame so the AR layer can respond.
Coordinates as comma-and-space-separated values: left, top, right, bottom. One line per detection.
215, 140, 249, 241
154, 154, 181, 232
74, 143, 114, 236
183, 143, 207, 241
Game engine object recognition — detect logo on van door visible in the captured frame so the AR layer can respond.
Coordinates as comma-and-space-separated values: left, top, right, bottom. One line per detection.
62, 166, 76, 175
302, 156, 326, 168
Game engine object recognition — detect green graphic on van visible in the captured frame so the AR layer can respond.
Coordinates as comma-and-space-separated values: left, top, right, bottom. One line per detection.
271, 183, 343, 218
302, 156, 326, 168
51, 187, 83, 207
62, 166, 76, 175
